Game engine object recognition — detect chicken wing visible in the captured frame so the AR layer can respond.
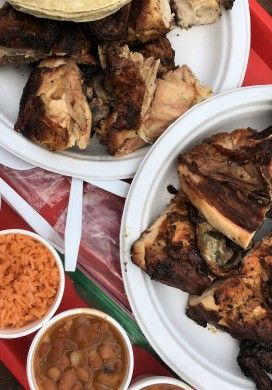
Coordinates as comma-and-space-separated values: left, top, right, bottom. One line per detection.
15, 57, 92, 151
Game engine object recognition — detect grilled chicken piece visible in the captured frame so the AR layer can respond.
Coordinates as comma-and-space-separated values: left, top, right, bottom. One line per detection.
85, 3, 131, 41
131, 191, 211, 294
238, 340, 272, 390
127, 0, 172, 43
178, 127, 272, 249
171, 0, 221, 29
52, 22, 94, 64
138, 65, 212, 143
135, 37, 175, 76
15, 57, 92, 151
187, 234, 272, 342
98, 44, 159, 156
0, 3, 94, 66
0, 3, 58, 65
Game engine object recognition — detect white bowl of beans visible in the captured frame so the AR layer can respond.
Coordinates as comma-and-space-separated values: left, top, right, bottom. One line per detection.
129, 376, 194, 390
27, 308, 134, 390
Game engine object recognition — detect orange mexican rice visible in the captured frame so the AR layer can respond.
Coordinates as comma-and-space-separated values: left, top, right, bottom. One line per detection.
0, 233, 59, 329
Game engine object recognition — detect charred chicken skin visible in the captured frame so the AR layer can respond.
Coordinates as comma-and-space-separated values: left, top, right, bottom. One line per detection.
0, 3, 58, 65
238, 340, 272, 390
179, 127, 272, 249
97, 43, 159, 156
187, 234, 272, 343
135, 37, 175, 76
127, 0, 172, 43
0, 3, 94, 66
15, 57, 92, 151
85, 3, 131, 42
131, 191, 211, 294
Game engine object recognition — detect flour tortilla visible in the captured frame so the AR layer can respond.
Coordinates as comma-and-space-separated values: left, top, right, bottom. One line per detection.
7, 0, 131, 21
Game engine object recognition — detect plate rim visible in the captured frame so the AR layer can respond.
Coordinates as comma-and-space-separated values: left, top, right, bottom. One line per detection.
120, 84, 272, 390
0, 1, 250, 180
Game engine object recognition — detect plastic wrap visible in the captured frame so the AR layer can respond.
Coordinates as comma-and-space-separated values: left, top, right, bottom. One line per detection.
0, 165, 129, 308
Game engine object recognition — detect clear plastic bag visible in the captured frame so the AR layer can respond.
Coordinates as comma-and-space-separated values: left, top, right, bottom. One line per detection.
54, 183, 127, 306
0, 165, 129, 307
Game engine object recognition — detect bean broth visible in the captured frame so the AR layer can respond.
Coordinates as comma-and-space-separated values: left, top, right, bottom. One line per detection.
33, 314, 128, 390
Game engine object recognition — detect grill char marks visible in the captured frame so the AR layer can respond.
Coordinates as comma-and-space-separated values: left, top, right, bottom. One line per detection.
131, 192, 211, 295
238, 340, 272, 390
178, 127, 272, 249
85, 3, 131, 42
135, 37, 175, 76
15, 58, 92, 152
187, 234, 272, 343
98, 43, 159, 156
0, 3, 94, 66
0, 3, 58, 65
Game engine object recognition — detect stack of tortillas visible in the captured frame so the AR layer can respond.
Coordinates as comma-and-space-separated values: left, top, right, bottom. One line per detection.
7, 0, 131, 21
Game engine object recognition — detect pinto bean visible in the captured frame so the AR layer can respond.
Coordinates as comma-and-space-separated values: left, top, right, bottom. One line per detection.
58, 369, 78, 390
73, 325, 89, 346
49, 339, 64, 361
76, 367, 91, 382
47, 366, 61, 381
64, 339, 78, 351
98, 343, 115, 361
71, 382, 83, 390
89, 351, 103, 370
42, 377, 57, 390
39, 341, 51, 357
96, 371, 120, 388
56, 354, 70, 370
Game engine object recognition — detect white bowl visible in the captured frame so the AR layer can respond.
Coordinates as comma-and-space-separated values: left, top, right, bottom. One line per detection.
27, 307, 134, 390
129, 376, 194, 390
0, 229, 65, 339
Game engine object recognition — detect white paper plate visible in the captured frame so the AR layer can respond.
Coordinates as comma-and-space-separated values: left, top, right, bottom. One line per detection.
0, 0, 250, 180
120, 85, 272, 390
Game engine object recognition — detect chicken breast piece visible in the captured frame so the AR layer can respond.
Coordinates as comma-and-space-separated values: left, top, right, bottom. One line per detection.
138, 65, 212, 143
178, 127, 272, 249
131, 191, 211, 294
98, 44, 160, 156
15, 57, 92, 151
187, 234, 272, 342
127, 0, 172, 43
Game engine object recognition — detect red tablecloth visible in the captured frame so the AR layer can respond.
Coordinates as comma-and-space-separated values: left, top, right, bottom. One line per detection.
0, 201, 172, 389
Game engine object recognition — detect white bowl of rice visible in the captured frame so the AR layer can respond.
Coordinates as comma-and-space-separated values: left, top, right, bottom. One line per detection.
0, 229, 65, 338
